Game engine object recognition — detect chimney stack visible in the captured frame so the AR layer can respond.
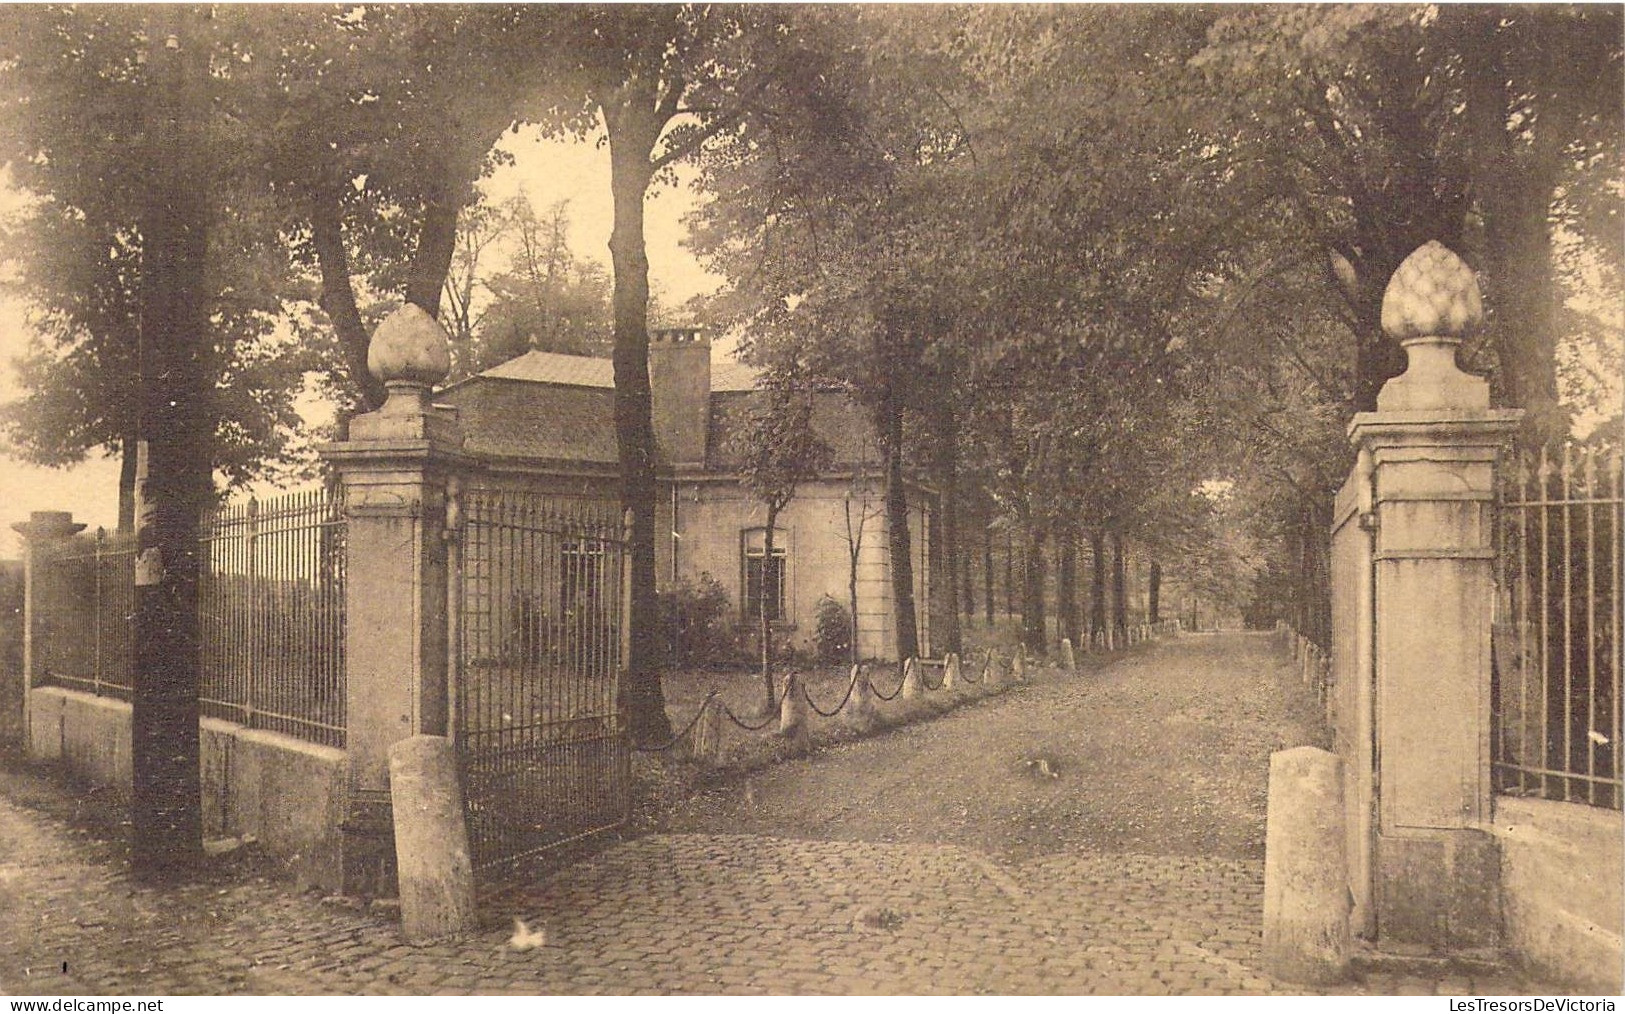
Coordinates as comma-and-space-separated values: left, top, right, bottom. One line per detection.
648, 327, 710, 466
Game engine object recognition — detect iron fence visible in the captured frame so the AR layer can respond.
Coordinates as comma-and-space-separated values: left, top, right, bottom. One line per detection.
198, 490, 347, 748
452, 488, 629, 887
31, 490, 347, 749
1493, 442, 1622, 810
33, 528, 136, 699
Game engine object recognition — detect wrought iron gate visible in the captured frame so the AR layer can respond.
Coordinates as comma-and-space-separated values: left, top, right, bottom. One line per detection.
450, 488, 631, 887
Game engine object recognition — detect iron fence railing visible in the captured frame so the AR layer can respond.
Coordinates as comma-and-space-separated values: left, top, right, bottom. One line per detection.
32, 489, 347, 749
34, 528, 136, 700
1493, 441, 1622, 810
198, 490, 347, 748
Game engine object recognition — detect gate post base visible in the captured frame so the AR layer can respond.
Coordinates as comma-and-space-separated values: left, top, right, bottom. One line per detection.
340, 789, 397, 899
1376, 829, 1501, 951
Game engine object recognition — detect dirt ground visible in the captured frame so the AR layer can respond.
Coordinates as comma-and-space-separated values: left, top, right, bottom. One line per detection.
654, 631, 1331, 862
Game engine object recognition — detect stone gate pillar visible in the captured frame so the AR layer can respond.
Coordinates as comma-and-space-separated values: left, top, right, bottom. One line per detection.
1350, 242, 1521, 950
320, 305, 467, 896
10, 511, 86, 754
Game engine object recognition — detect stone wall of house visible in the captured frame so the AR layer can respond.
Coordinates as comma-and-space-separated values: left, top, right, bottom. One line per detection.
660, 478, 931, 662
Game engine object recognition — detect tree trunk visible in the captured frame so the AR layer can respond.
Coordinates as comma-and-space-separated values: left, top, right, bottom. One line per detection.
404, 189, 460, 320
310, 185, 387, 413
759, 504, 778, 713
932, 412, 962, 655
1058, 530, 1079, 648
1149, 560, 1162, 625
960, 513, 976, 622
1462, 14, 1570, 444
982, 522, 994, 627
879, 383, 919, 662
1020, 525, 1047, 655
603, 93, 671, 744
1089, 528, 1107, 643
1111, 531, 1128, 637
117, 431, 138, 532
131, 7, 208, 883
845, 498, 863, 665
1004, 532, 1014, 619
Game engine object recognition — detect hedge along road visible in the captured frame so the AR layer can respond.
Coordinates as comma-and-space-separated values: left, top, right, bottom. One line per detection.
661, 631, 1330, 861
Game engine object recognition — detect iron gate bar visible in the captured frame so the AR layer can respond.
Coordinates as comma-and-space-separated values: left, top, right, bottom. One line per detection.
453, 489, 629, 891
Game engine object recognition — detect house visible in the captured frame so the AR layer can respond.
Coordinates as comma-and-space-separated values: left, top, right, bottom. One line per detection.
434, 328, 934, 661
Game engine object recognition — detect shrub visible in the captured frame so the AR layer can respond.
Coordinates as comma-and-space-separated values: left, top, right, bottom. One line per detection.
814, 594, 852, 665
658, 573, 741, 668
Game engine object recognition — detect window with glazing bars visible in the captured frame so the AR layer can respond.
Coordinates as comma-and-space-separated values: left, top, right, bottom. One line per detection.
743, 528, 787, 622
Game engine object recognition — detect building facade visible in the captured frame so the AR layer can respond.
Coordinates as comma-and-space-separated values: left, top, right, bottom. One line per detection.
434, 329, 932, 661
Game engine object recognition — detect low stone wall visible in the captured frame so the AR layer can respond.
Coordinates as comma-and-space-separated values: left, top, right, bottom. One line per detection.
1491, 796, 1623, 994
28, 686, 345, 892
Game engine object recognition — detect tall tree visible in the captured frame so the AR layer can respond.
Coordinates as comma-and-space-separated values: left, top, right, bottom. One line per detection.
726, 370, 832, 709
133, 5, 212, 883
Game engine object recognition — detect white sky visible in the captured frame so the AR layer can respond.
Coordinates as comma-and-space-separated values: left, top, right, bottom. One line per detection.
0, 132, 722, 554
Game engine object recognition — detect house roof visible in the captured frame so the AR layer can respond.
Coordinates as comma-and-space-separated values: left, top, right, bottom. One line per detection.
467, 349, 761, 392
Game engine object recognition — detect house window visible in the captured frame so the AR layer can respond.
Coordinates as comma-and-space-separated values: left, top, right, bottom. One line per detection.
561, 538, 605, 612
742, 528, 788, 623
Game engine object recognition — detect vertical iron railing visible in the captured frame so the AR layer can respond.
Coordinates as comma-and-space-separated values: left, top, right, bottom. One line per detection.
1494, 441, 1622, 810
452, 488, 628, 887
34, 528, 136, 699
198, 489, 347, 748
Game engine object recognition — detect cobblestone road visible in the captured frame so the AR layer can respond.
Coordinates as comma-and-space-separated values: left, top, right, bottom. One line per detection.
0, 632, 1566, 995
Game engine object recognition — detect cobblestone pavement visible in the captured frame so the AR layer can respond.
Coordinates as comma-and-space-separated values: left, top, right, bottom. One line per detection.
0, 633, 1570, 995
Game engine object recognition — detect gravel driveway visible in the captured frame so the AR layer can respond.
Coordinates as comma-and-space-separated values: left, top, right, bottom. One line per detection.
661, 630, 1331, 861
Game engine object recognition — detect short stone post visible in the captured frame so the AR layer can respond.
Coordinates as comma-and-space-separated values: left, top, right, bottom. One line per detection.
1263, 746, 1350, 984
387, 735, 475, 943
691, 696, 725, 765
1012, 652, 1026, 682
847, 664, 879, 731
900, 656, 923, 703
779, 670, 808, 743
321, 305, 466, 897
11, 512, 87, 754
1059, 638, 1076, 670
983, 651, 1003, 694
1350, 241, 1521, 951
942, 653, 959, 692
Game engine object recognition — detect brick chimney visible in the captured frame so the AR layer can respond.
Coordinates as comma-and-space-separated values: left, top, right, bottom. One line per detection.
648, 326, 710, 466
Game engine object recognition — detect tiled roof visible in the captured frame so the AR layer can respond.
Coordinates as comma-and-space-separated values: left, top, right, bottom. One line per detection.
468, 349, 762, 392
477, 350, 615, 388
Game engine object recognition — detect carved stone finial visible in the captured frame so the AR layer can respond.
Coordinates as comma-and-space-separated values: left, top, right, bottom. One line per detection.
367, 304, 451, 390
1375, 242, 1490, 412
1380, 241, 1483, 341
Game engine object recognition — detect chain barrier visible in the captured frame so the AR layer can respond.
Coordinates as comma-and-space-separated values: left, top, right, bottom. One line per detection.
804, 666, 860, 718
719, 678, 790, 731
919, 660, 948, 691
960, 649, 990, 685
869, 661, 906, 701
632, 690, 721, 754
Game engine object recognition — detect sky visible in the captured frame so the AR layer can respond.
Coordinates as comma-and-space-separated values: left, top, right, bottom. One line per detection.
0, 130, 722, 555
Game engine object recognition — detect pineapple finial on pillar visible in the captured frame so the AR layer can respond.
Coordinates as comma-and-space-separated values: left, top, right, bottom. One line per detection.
1376, 241, 1488, 411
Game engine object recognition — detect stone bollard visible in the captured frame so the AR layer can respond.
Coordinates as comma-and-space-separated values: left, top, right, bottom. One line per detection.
779, 671, 808, 743
691, 696, 725, 765
1012, 652, 1027, 682
983, 651, 1003, 694
1262, 746, 1350, 985
1059, 638, 1077, 670
943, 653, 959, 692
847, 663, 880, 731
900, 657, 923, 703
387, 735, 476, 944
